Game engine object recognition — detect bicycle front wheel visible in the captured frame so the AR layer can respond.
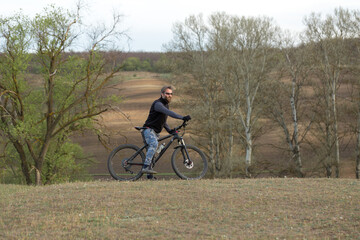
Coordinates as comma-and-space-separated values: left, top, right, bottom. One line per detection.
107, 144, 145, 181
171, 145, 208, 180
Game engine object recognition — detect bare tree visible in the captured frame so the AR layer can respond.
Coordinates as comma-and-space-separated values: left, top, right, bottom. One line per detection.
349, 10, 360, 179
221, 15, 279, 176
342, 10, 360, 179
207, 12, 240, 177
303, 7, 359, 178
265, 31, 314, 177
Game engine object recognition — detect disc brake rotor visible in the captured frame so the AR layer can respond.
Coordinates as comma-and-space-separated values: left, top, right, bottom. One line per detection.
184, 159, 194, 169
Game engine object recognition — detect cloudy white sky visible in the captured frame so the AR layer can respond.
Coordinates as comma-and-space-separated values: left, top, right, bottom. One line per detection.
1, 0, 359, 51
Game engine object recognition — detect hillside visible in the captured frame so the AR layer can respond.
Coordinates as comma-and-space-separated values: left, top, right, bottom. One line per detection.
73, 71, 357, 180
1, 178, 359, 239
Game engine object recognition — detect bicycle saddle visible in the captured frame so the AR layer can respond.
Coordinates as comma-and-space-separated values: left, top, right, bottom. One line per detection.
134, 126, 147, 131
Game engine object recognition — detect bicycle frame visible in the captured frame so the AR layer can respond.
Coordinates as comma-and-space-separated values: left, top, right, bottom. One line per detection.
151, 133, 185, 166
127, 122, 191, 169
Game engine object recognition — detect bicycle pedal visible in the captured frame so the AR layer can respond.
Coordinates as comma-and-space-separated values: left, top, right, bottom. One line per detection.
147, 174, 157, 180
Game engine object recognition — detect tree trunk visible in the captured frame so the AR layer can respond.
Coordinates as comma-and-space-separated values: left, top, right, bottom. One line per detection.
290, 78, 304, 177
245, 128, 252, 177
293, 146, 304, 177
13, 141, 32, 185
209, 132, 216, 178
34, 131, 53, 185
32, 65, 56, 185
331, 82, 340, 178
356, 100, 360, 179
325, 123, 332, 178
215, 133, 220, 172
208, 101, 216, 178
356, 138, 360, 179
228, 121, 234, 178
244, 79, 253, 178
325, 91, 333, 178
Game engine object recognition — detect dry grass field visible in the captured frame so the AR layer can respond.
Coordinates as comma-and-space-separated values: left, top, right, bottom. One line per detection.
1, 178, 359, 239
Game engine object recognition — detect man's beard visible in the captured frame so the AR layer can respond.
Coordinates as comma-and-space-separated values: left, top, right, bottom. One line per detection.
162, 95, 171, 103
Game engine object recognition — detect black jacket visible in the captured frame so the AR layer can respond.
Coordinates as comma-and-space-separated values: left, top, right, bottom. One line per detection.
144, 97, 183, 133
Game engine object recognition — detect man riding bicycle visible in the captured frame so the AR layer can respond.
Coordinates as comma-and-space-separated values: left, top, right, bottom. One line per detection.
141, 86, 191, 175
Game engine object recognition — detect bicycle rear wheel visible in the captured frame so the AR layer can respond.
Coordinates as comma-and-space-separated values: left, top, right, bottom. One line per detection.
107, 144, 145, 181
171, 145, 208, 180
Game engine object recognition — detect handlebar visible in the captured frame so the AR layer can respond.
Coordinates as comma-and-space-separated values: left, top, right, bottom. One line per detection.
174, 120, 188, 131
169, 120, 189, 137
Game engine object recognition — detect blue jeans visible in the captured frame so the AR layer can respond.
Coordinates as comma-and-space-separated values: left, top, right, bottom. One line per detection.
143, 128, 159, 166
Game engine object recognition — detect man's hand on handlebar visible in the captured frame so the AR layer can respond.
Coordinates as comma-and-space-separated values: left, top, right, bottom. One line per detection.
182, 115, 191, 121
169, 128, 177, 134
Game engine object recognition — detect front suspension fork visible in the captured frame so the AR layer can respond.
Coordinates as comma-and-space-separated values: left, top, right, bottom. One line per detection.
179, 139, 192, 165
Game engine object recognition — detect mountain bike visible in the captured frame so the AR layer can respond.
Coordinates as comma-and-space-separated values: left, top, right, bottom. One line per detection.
107, 121, 208, 181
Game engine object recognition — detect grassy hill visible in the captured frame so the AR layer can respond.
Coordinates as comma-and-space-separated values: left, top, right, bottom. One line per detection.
1, 178, 359, 239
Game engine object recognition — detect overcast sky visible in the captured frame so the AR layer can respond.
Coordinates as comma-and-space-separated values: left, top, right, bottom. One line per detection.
1, 0, 359, 52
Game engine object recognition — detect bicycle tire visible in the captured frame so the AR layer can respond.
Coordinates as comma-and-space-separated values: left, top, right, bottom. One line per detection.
171, 144, 208, 180
107, 144, 145, 181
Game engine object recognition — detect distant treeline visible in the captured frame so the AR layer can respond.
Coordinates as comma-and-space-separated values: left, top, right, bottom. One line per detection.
26, 51, 171, 74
